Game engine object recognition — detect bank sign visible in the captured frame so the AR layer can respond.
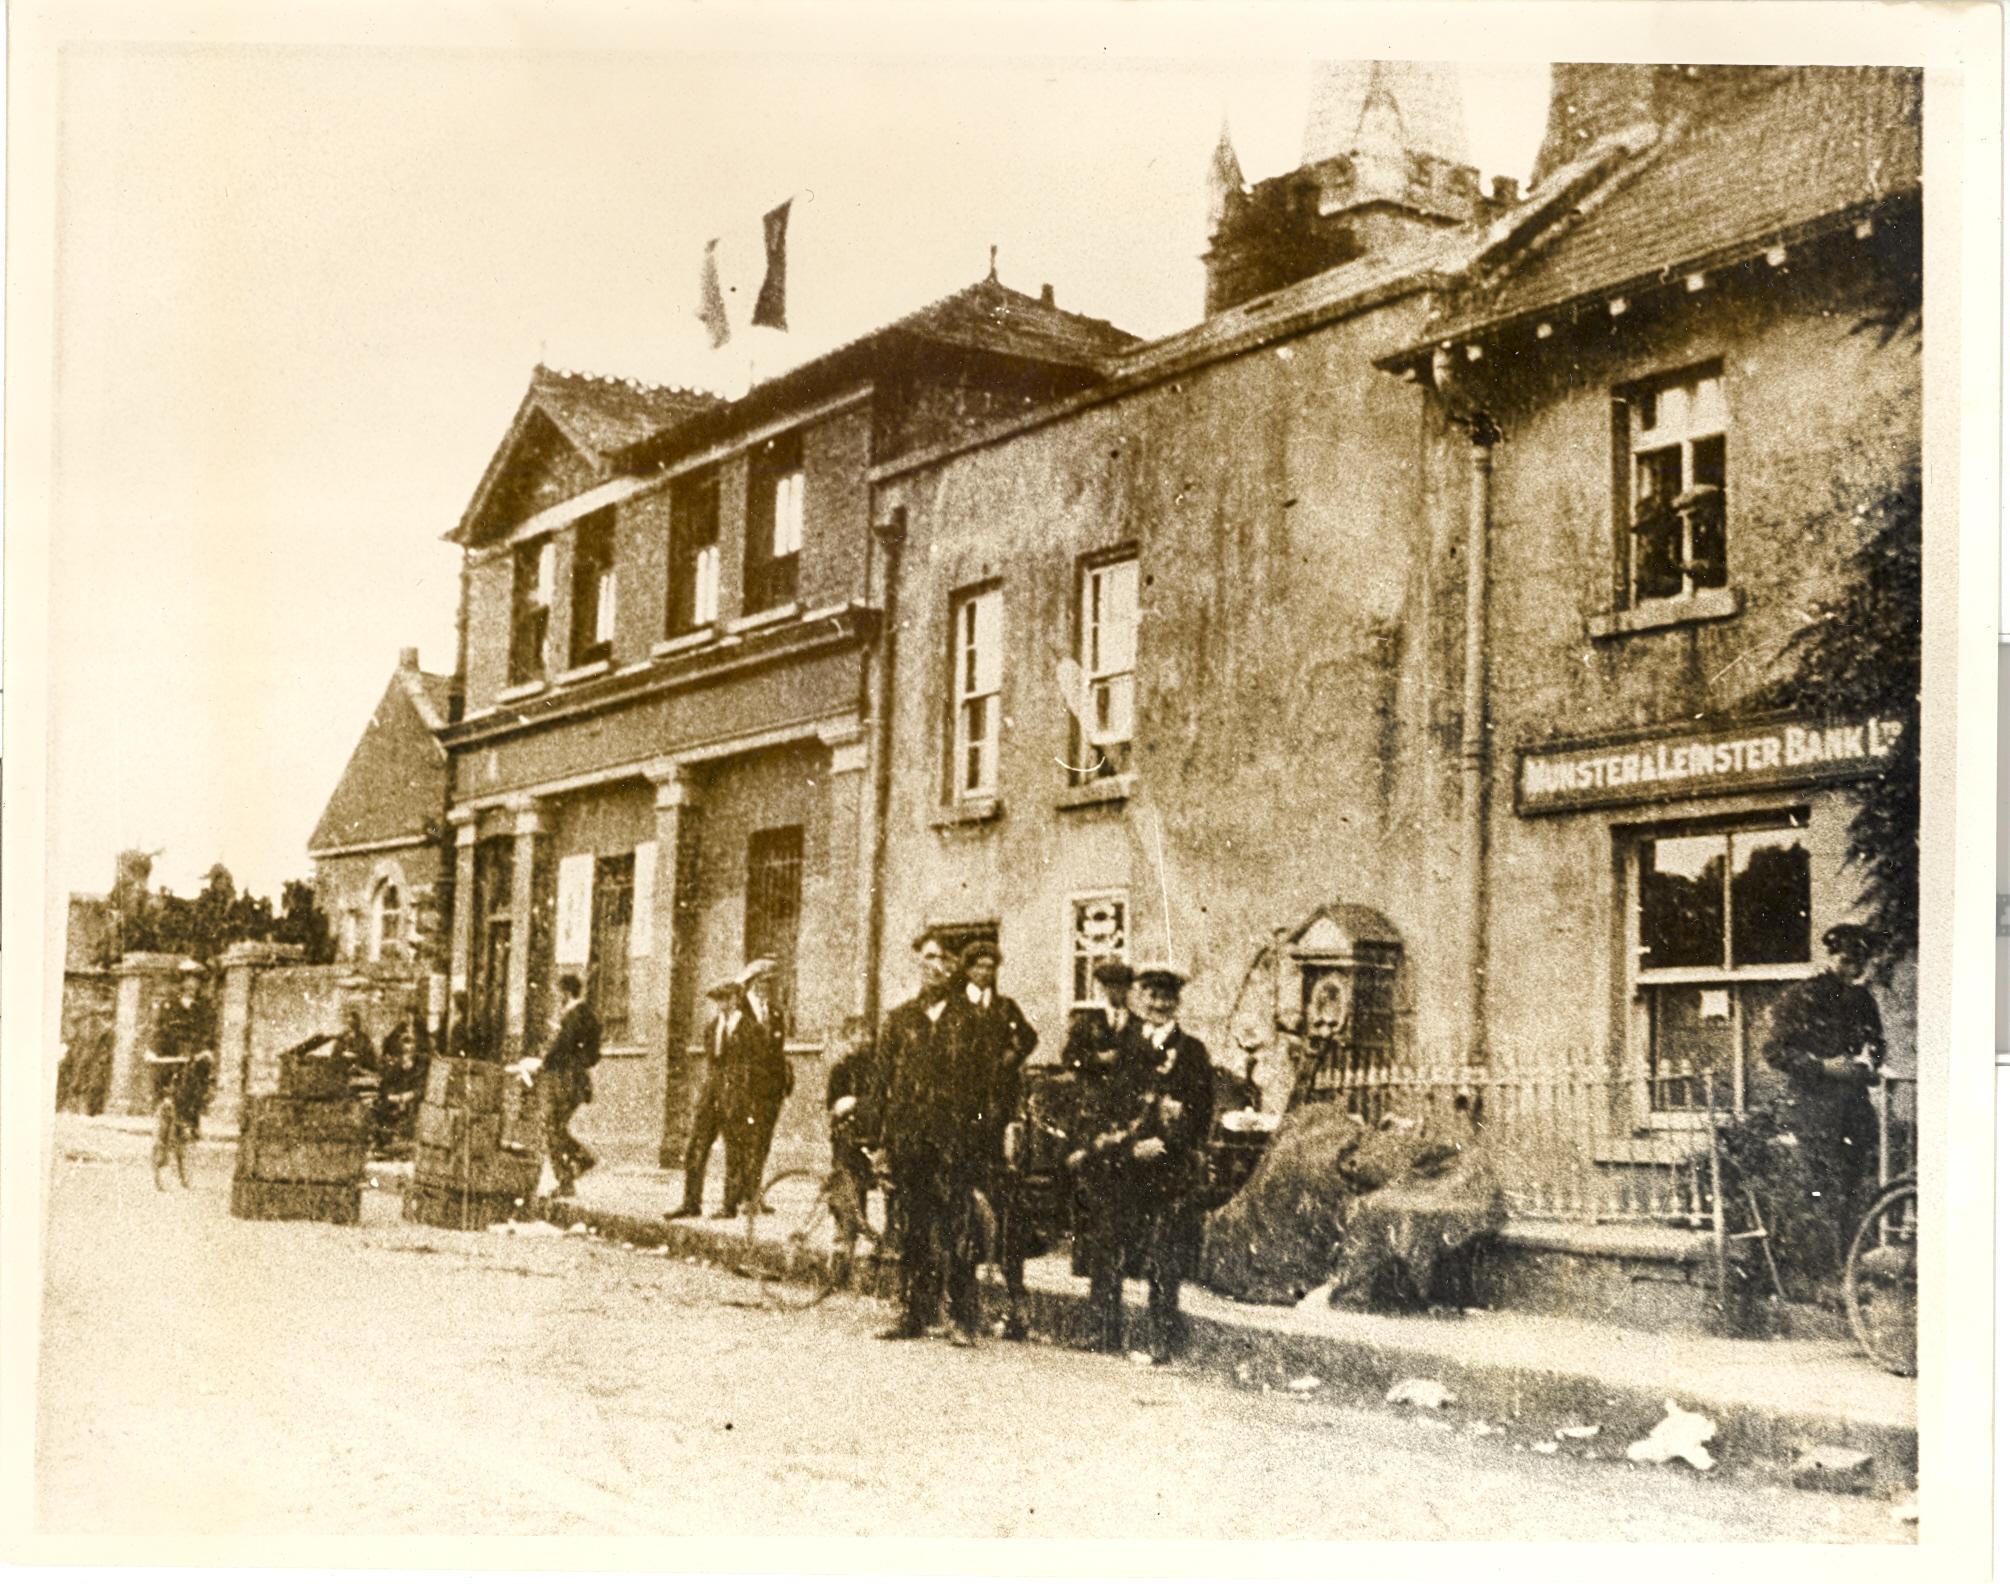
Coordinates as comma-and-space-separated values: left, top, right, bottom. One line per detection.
1517, 714, 1907, 816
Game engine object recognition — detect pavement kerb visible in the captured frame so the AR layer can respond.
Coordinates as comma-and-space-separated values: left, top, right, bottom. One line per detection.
529, 1193, 1917, 1498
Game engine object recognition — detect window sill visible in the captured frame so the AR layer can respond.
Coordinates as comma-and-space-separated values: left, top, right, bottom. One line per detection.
652, 627, 718, 658
931, 797, 1002, 830
1056, 772, 1136, 811
728, 602, 801, 635
1586, 587, 1743, 641
555, 658, 612, 685
497, 679, 548, 703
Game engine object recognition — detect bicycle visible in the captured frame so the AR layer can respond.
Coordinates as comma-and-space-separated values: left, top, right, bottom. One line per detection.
746, 1160, 894, 1310
1843, 1176, 1917, 1377
152, 1095, 192, 1191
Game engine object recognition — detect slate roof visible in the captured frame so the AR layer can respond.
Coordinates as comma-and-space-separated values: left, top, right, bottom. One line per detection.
616, 277, 1139, 470
526, 366, 720, 460
308, 665, 452, 855
1407, 66, 1922, 351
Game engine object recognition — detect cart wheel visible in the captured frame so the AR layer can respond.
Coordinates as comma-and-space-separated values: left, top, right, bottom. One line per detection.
755, 1170, 847, 1310
1844, 1180, 1917, 1377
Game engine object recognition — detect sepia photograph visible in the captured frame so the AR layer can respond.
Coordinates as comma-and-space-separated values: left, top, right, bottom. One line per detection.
1, 0, 1998, 1569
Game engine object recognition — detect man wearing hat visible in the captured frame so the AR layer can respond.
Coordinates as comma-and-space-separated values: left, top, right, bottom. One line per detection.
667, 977, 752, 1220
1113, 963, 1216, 1363
1061, 959, 1136, 1278
958, 939, 1040, 1338
872, 929, 989, 1344
1761, 921, 1889, 1271
733, 958, 793, 1214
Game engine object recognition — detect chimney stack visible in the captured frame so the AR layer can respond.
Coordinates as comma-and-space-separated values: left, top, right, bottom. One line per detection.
398, 646, 420, 671
1039, 283, 1055, 307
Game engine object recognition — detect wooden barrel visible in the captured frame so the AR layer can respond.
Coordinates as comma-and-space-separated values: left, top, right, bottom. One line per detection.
403, 1057, 539, 1230
230, 1093, 367, 1224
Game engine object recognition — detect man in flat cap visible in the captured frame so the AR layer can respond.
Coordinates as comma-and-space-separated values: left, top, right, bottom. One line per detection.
734, 958, 793, 1213
958, 939, 1040, 1339
1113, 963, 1215, 1363
1060, 959, 1136, 1278
1761, 920, 1889, 1272
667, 978, 751, 1220
872, 929, 989, 1345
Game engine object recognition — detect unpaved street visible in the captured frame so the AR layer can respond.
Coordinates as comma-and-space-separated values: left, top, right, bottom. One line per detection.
34, 1119, 1899, 1542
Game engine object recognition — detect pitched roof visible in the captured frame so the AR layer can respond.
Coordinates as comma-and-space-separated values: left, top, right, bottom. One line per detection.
308, 665, 451, 856
1406, 67, 1922, 351
616, 277, 1139, 470
526, 365, 720, 458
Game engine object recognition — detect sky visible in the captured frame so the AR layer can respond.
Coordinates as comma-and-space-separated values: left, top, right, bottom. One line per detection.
45, 20, 1550, 902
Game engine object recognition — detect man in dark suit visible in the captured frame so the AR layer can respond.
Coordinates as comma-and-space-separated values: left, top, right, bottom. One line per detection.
1118, 963, 1216, 1364
668, 979, 746, 1220
957, 940, 1040, 1339
1061, 960, 1134, 1278
872, 929, 989, 1346
527, 973, 601, 1198
735, 959, 793, 1213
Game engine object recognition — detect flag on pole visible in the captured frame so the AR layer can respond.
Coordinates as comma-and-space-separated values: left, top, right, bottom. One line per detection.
696, 238, 730, 349
752, 198, 791, 331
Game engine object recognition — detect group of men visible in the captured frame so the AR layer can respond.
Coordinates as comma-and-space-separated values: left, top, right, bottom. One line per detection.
827, 930, 1214, 1363
666, 958, 794, 1221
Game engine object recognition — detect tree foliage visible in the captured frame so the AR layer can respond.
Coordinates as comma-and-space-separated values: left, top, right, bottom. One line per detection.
97, 856, 335, 967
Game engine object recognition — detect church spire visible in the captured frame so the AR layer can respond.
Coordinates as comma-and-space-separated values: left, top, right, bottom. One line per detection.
1206, 120, 1245, 232
1302, 60, 1469, 168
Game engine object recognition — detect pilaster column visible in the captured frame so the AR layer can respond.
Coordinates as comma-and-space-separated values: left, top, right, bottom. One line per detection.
505, 797, 547, 1062
819, 723, 872, 1029
647, 760, 703, 1166
448, 809, 478, 1047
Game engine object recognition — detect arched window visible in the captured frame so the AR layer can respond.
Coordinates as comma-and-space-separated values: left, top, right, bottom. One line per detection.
369, 874, 407, 963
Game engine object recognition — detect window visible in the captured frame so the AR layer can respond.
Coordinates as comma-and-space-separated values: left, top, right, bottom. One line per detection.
951, 587, 1003, 799
509, 539, 554, 685
746, 432, 804, 612
668, 473, 721, 634
744, 826, 804, 1034
1622, 366, 1726, 606
588, 853, 634, 1042
472, 837, 515, 1059
1073, 557, 1137, 783
569, 513, 617, 668
1069, 893, 1129, 1007
1630, 814, 1813, 1114
369, 878, 406, 963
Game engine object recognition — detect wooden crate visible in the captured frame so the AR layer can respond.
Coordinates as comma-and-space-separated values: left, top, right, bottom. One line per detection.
243, 1095, 366, 1141
238, 1135, 366, 1185
411, 1143, 539, 1199
414, 1100, 502, 1153
230, 1177, 362, 1224
424, 1058, 507, 1113
402, 1182, 522, 1231
280, 1054, 354, 1100
500, 1074, 543, 1154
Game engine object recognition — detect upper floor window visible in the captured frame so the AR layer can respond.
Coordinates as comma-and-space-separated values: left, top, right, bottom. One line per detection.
570, 513, 617, 668
952, 586, 1003, 799
746, 431, 804, 613
668, 472, 721, 634
1073, 556, 1137, 783
1622, 366, 1727, 606
509, 539, 554, 685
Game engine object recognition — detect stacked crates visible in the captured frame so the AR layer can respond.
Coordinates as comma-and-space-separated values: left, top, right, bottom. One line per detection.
230, 1051, 367, 1223
402, 1057, 541, 1229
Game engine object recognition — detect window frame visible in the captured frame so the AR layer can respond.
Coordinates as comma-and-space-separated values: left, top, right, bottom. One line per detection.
1614, 361, 1729, 611
569, 511, 617, 669
588, 851, 635, 1043
1071, 550, 1139, 785
1066, 890, 1131, 1010
1621, 806, 1820, 1123
949, 584, 1004, 802
667, 471, 722, 636
744, 824, 806, 1037
508, 538, 554, 685
368, 874, 407, 964
745, 431, 804, 614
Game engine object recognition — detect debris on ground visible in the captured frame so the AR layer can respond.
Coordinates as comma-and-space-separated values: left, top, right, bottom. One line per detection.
1464, 1421, 1504, 1439
499, 1220, 562, 1238
1557, 1424, 1601, 1440
1788, 1445, 1876, 1495
1626, 1401, 1718, 1471
1285, 1375, 1323, 1394
1386, 1377, 1454, 1410
1292, 1281, 1338, 1314
1527, 1440, 1560, 1456
565, 1222, 589, 1236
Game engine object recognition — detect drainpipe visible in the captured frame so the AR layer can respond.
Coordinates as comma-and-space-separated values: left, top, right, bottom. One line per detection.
1432, 348, 1498, 1065
862, 507, 908, 1032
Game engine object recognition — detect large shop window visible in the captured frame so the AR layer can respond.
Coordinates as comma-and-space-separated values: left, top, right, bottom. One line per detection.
951, 587, 1003, 801
745, 432, 804, 613
667, 472, 721, 634
569, 512, 617, 668
472, 837, 516, 1059
744, 825, 804, 1034
588, 852, 634, 1043
1068, 892, 1129, 1008
509, 539, 555, 685
1621, 365, 1727, 607
1073, 556, 1137, 783
1631, 814, 1813, 1115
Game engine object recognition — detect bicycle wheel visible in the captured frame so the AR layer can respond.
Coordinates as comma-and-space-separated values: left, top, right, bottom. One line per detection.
1844, 1180, 1918, 1377
755, 1169, 845, 1309
151, 1102, 175, 1192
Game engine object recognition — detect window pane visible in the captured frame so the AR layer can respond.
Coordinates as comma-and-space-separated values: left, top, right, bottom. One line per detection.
1729, 827, 1811, 966
1091, 674, 1133, 745
1099, 561, 1137, 673
695, 545, 719, 624
971, 591, 1002, 693
1689, 373, 1727, 433
1639, 834, 1726, 969
1647, 984, 1737, 1111
595, 568, 617, 644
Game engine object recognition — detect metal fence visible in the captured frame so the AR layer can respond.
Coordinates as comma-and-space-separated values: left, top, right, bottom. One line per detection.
1317, 1056, 1918, 1229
